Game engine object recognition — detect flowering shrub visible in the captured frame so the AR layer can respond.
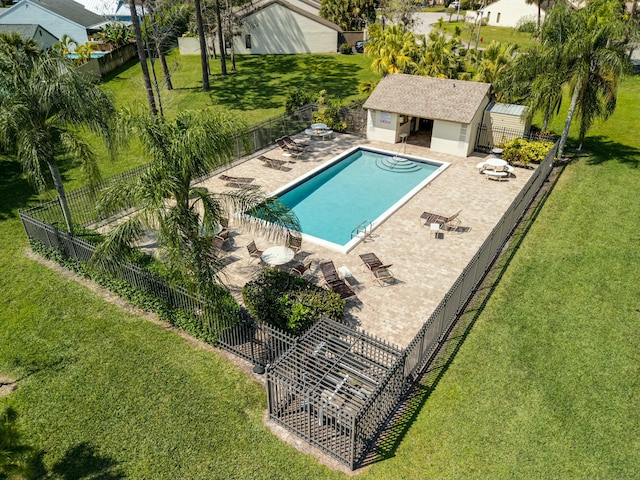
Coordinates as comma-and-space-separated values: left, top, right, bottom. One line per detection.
500, 138, 555, 166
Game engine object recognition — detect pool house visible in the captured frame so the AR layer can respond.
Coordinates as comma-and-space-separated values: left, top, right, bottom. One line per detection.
362, 74, 492, 157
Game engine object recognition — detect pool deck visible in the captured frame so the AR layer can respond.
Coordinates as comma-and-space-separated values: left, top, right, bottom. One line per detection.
196, 133, 534, 349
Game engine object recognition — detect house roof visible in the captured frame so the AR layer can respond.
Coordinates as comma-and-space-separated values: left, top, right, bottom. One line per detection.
487, 102, 528, 117
363, 74, 492, 124
20, 0, 104, 27
0, 23, 41, 37
236, 0, 342, 33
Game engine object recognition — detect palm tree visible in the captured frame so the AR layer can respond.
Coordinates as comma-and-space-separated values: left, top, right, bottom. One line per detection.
194, 0, 211, 91
128, 0, 158, 115
474, 41, 517, 84
94, 110, 299, 297
415, 31, 464, 79
0, 41, 117, 235
555, 0, 632, 156
365, 24, 419, 76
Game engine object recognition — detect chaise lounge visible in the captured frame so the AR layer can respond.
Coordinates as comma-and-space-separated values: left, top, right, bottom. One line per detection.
359, 253, 394, 286
258, 155, 289, 170
419, 209, 462, 231
219, 174, 255, 188
319, 261, 356, 299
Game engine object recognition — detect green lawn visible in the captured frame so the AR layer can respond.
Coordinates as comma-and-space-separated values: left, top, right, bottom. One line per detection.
436, 20, 537, 48
103, 51, 379, 123
1, 57, 639, 478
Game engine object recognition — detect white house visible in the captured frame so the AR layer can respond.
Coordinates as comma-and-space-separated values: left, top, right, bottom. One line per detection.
363, 74, 492, 157
0, 0, 105, 45
179, 0, 341, 55
468, 0, 548, 28
0, 23, 57, 49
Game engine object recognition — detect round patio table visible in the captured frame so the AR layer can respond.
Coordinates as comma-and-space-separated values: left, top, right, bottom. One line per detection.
261, 246, 295, 267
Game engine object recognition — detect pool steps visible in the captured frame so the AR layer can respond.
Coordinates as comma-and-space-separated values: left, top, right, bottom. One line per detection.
376, 156, 422, 173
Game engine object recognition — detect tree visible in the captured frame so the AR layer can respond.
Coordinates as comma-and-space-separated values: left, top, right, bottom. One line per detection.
194, 0, 211, 91
319, 0, 378, 31
553, 0, 632, 156
473, 41, 517, 84
365, 24, 419, 75
94, 110, 299, 296
525, 0, 543, 28
415, 31, 464, 79
129, 0, 158, 114
0, 36, 117, 235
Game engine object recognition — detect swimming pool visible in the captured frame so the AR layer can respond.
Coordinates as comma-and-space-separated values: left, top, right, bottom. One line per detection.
267, 146, 449, 253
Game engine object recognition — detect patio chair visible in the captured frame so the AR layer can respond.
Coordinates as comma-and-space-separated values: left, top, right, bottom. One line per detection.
319, 261, 356, 299
359, 253, 394, 286
276, 139, 303, 158
246, 240, 263, 261
258, 155, 289, 170
283, 135, 309, 150
419, 209, 462, 231
212, 234, 228, 250
286, 234, 302, 254
219, 174, 255, 188
290, 260, 311, 278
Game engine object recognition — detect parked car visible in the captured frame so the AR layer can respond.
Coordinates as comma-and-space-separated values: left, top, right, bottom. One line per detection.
449, 1, 460, 8
355, 41, 365, 53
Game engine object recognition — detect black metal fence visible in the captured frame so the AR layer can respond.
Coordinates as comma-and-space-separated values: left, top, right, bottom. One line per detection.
475, 125, 557, 153
402, 140, 558, 383
18, 105, 558, 471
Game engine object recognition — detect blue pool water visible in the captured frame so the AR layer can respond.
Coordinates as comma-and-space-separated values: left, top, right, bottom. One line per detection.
272, 147, 447, 250
67, 52, 107, 59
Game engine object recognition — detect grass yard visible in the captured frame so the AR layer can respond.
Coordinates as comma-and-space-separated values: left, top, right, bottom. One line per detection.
102, 51, 379, 123
436, 20, 537, 48
1, 55, 639, 477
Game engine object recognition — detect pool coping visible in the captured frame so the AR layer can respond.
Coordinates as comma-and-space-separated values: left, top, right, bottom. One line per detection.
267, 145, 450, 254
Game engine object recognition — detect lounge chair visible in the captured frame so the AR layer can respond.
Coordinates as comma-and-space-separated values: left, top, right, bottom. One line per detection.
290, 261, 311, 278
286, 234, 302, 254
212, 234, 231, 251
219, 174, 254, 188
359, 253, 394, 286
246, 240, 264, 261
283, 135, 309, 150
319, 261, 356, 299
258, 155, 289, 170
276, 139, 304, 157
419, 209, 462, 231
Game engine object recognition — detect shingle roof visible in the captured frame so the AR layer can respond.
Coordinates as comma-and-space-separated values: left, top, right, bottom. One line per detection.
28, 0, 104, 27
0, 23, 40, 37
363, 74, 492, 124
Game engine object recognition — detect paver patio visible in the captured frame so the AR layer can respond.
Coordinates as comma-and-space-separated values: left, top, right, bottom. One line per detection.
195, 133, 534, 348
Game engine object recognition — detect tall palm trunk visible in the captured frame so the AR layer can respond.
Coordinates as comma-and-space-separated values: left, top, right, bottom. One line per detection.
47, 159, 74, 234
557, 81, 581, 159
215, 0, 227, 75
147, 1, 173, 90
129, 0, 157, 115
194, 0, 210, 91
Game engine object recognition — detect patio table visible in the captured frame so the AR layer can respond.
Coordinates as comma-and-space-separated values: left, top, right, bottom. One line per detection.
261, 246, 295, 267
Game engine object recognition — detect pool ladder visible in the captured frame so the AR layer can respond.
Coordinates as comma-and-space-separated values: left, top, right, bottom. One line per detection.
351, 220, 372, 239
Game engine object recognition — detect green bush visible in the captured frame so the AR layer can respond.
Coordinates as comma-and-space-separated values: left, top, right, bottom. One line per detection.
29, 240, 242, 345
312, 104, 347, 132
517, 20, 537, 34
339, 43, 353, 54
500, 138, 555, 166
284, 87, 314, 114
242, 269, 345, 335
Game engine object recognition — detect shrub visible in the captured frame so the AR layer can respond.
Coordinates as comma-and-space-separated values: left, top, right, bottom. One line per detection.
312, 104, 347, 132
284, 87, 314, 114
339, 43, 353, 54
517, 20, 537, 33
500, 138, 555, 166
242, 269, 345, 335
